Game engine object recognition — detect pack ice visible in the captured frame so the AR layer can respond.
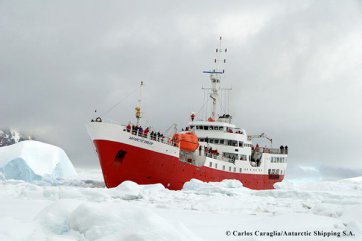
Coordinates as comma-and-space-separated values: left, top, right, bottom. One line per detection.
0, 140, 77, 181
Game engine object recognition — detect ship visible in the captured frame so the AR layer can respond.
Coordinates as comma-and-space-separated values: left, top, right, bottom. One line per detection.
87, 37, 288, 190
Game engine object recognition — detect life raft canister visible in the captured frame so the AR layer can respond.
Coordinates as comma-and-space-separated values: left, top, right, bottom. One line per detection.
172, 132, 199, 152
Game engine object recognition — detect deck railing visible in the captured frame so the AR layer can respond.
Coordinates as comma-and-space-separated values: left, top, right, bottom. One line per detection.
256, 147, 288, 155
123, 126, 177, 147
123, 126, 288, 158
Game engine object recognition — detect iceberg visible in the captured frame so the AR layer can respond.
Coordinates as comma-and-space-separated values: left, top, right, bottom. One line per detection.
0, 140, 77, 181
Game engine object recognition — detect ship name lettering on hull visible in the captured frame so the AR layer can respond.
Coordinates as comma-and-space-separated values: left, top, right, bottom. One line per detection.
129, 136, 154, 145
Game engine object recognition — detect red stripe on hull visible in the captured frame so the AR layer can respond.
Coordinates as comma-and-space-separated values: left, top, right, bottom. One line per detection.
93, 140, 284, 190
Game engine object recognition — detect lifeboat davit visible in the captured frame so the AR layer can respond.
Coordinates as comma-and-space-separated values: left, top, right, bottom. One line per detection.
172, 132, 199, 152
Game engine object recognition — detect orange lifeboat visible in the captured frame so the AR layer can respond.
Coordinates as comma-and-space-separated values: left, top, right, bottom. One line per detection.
207, 117, 215, 122
172, 132, 199, 152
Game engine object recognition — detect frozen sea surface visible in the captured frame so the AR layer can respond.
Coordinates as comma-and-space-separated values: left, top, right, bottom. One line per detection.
0, 168, 361, 241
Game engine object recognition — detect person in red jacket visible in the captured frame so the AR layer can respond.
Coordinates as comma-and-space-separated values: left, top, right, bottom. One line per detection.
126, 123, 131, 132
143, 127, 149, 138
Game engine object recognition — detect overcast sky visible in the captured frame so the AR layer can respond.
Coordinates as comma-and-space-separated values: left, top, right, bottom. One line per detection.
1, 0, 362, 178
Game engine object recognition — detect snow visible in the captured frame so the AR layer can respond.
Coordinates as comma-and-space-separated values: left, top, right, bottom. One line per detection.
0, 140, 77, 181
10, 130, 21, 143
0, 168, 361, 240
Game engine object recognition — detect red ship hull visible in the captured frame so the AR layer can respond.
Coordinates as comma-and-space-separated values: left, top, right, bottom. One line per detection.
93, 139, 284, 190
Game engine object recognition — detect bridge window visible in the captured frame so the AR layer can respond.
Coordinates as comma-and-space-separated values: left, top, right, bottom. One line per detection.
234, 167, 236, 172
209, 162, 212, 167
204, 126, 209, 130
215, 163, 218, 168
223, 165, 225, 170
239, 168, 242, 173
227, 140, 237, 146
229, 166, 231, 171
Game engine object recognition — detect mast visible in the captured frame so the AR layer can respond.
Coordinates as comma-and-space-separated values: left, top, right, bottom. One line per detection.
135, 81, 143, 125
203, 36, 227, 120
210, 75, 219, 120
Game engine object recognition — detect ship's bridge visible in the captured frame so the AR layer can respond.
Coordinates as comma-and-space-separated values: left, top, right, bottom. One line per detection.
188, 120, 236, 129
184, 120, 252, 164
186, 120, 249, 143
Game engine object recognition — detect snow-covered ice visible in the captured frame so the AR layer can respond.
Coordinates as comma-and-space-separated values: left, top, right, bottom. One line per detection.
0, 167, 361, 241
0, 140, 77, 181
